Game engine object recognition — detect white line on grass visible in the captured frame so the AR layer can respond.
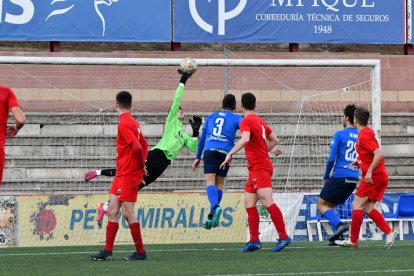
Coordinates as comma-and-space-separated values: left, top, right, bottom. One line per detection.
212, 269, 414, 276
1, 242, 414, 257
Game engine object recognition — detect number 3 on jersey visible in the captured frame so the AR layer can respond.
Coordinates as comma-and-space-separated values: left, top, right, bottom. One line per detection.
213, 118, 225, 136
345, 140, 357, 161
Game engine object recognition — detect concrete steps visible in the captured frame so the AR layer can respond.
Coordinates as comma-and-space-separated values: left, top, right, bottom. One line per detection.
2, 112, 413, 194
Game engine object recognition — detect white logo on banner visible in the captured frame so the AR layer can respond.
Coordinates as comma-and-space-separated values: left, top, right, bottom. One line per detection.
44, 0, 119, 36
189, 0, 247, 35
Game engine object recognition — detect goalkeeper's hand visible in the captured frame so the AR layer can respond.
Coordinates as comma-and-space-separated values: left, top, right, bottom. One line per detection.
189, 115, 202, 137
178, 69, 192, 85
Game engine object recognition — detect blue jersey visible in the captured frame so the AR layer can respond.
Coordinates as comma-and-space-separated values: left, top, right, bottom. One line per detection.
323, 127, 359, 179
196, 110, 242, 159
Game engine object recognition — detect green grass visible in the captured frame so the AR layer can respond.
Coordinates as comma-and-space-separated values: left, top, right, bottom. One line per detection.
1, 241, 414, 276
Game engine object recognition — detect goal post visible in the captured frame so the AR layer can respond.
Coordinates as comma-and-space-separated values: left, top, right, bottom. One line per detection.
0, 56, 381, 247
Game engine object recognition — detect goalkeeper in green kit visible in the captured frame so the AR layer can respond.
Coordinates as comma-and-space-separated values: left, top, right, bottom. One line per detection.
85, 68, 201, 227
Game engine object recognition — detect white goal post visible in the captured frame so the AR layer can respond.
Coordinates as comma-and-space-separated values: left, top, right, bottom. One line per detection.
0, 56, 382, 246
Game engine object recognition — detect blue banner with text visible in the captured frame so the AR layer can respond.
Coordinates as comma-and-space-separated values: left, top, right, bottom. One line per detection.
0, 0, 170, 42
174, 0, 405, 44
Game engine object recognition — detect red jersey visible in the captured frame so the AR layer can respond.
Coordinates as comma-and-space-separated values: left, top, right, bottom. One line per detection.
356, 127, 386, 176
239, 114, 273, 171
116, 113, 147, 178
0, 86, 20, 146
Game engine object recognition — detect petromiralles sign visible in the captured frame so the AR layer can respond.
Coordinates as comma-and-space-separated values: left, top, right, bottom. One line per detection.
174, 0, 406, 44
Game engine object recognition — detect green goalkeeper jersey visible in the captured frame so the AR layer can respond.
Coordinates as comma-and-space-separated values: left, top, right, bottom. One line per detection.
153, 83, 197, 161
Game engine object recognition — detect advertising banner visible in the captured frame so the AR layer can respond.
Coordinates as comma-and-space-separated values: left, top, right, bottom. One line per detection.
0, 196, 18, 247
17, 193, 245, 247
174, 0, 405, 44
0, 0, 170, 42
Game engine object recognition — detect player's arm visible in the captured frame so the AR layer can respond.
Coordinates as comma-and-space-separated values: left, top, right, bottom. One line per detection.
267, 132, 279, 151
360, 131, 383, 183
138, 130, 149, 169
220, 131, 250, 169
6, 89, 26, 138
193, 119, 207, 171
323, 133, 340, 181
265, 124, 281, 156
364, 148, 383, 184
184, 132, 198, 153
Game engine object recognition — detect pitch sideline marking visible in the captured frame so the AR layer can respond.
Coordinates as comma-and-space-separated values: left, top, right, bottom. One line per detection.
212, 269, 414, 276
1, 242, 414, 257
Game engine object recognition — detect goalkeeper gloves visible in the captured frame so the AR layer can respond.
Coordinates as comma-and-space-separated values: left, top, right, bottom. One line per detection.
189, 115, 202, 137
178, 69, 192, 85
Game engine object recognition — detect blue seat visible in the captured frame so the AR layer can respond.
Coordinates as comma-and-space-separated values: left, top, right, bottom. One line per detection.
392, 194, 414, 218
384, 194, 414, 241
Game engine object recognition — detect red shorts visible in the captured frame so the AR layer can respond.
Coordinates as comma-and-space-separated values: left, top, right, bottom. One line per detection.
355, 172, 388, 202
109, 173, 143, 202
244, 169, 273, 193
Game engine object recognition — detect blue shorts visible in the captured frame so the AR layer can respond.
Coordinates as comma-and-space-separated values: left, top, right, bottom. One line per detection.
319, 177, 358, 205
203, 149, 230, 177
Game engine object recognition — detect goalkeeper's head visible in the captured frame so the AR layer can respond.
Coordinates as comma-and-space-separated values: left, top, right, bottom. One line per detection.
343, 104, 357, 127
116, 91, 132, 111
222, 94, 236, 111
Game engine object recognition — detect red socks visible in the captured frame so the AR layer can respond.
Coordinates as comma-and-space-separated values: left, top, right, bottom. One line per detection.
104, 221, 119, 252
350, 210, 364, 244
246, 207, 260, 242
130, 222, 145, 254
267, 203, 288, 239
368, 209, 392, 235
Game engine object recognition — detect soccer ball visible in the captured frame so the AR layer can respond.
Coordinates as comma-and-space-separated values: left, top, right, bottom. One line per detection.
179, 58, 197, 75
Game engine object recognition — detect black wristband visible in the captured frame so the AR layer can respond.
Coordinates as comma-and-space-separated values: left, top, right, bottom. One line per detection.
180, 74, 189, 85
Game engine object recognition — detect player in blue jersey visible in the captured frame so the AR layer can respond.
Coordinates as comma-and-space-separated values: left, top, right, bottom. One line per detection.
192, 94, 242, 229
317, 104, 359, 243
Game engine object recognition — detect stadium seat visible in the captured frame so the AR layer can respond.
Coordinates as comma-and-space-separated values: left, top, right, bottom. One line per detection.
385, 194, 414, 240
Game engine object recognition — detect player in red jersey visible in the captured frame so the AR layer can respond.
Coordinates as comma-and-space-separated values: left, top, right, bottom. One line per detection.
220, 92, 291, 253
336, 107, 397, 249
89, 91, 149, 261
0, 86, 26, 187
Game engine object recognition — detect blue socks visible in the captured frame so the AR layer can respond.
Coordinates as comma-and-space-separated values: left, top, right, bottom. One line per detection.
323, 209, 341, 231
206, 185, 218, 215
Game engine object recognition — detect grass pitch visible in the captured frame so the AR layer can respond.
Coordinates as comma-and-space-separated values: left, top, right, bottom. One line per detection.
1, 241, 413, 276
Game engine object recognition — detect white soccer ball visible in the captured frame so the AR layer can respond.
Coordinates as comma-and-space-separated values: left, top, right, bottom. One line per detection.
179, 58, 197, 75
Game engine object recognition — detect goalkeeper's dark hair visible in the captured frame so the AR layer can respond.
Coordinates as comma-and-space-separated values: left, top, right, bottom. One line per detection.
343, 104, 357, 125
116, 91, 132, 110
354, 106, 370, 126
222, 94, 236, 111
241, 92, 256, 111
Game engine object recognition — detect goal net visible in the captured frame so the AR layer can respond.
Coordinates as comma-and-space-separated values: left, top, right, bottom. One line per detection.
0, 55, 381, 247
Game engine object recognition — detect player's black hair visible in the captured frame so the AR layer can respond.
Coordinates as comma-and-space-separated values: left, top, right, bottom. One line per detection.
354, 106, 370, 126
344, 104, 357, 125
116, 91, 132, 110
241, 92, 256, 111
222, 94, 236, 110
